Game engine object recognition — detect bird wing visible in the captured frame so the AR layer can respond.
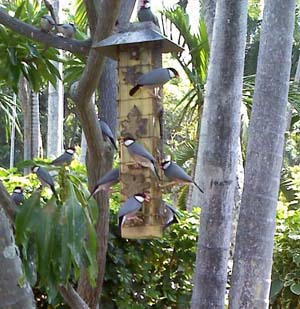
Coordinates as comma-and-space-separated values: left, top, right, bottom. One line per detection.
129, 142, 156, 163
138, 68, 170, 86
100, 120, 114, 139
37, 168, 55, 187
50, 153, 69, 165
96, 168, 120, 186
118, 197, 142, 218
165, 163, 193, 182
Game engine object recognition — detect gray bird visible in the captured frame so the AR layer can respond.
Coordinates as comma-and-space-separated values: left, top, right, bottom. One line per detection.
122, 137, 160, 180
99, 119, 118, 151
50, 147, 75, 166
31, 165, 58, 199
118, 193, 148, 230
161, 160, 204, 193
56, 23, 76, 38
40, 15, 55, 32
88, 168, 120, 199
138, 0, 159, 27
129, 67, 179, 96
160, 202, 179, 230
11, 186, 24, 205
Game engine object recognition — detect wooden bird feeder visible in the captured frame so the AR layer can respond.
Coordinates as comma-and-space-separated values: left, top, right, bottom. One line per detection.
94, 22, 183, 239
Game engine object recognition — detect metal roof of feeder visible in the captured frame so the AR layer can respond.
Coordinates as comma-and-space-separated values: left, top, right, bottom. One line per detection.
93, 22, 183, 59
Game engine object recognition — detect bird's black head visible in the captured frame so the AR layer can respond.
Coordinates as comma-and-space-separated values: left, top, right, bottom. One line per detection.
167, 68, 179, 78
31, 165, 40, 173
13, 186, 23, 193
161, 160, 172, 170
122, 137, 136, 147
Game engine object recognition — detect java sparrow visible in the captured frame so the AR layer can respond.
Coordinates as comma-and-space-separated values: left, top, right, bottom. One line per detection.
50, 147, 75, 166
31, 165, 58, 199
161, 160, 204, 193
129, 67, 179, 96
40, 15, 55, 32
11, 186, 24, 205
99, 119, 118, 151
56, 23, 76, 38
122, 137, 160, 180
118, 192, 150, 230
88, 168, 120, 200
160, 201, 179, 230
138, 0, 159, 27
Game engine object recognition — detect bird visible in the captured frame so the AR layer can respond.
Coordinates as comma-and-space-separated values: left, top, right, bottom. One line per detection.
56, 23, 76, 38
161, 160, 204, 193
138, 0, 159, 27
50, 147, 75, 166
88, 168, 120, 199
40, 15, 55, 32
11, 186, 24, 205
129, 67, 179, 96
118, 192, 149, 231
99, 119, 118, 151
122, 137, 160, 180
160, 201, 179, 230
31, 165, 58, 199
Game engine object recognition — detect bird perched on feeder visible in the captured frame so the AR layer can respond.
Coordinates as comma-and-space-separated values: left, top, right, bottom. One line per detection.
88, 168, 120, 199
161, 160, 204, 193
118, 192, 150, 231
11, 187, 24, 205
160, 202, 179, 230
31, 165, 58, 199
56, 23, 76, 38
40, 15, 55, 32
50, 147, 75, 166
129, 67, 179, 97
99, 119, 118, 151
122, 137, 160, 180
138, 0, 159, 27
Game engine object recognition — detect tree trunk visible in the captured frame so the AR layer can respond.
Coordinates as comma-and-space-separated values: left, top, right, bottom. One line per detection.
31, 91, 43, 158
229, 1, 296, 308
77, 2, 136, 308
9, 94, 17, 168
190, 0, 248, 307
47, 0, 64, 158
200, 0, 216, 44
19, 77, 31, 174
80, 130, 87, 164
0, 207, 35, 308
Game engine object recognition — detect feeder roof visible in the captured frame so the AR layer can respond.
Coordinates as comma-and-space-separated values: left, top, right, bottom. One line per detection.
93, 22, 183, 59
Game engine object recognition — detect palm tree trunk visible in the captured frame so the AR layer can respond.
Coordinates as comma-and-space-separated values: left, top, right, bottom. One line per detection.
229, 1, 296, 307
190, 0, 248, 307
47, 0, 64, 158
31, 91, 43, 158
9, 94, 17, 168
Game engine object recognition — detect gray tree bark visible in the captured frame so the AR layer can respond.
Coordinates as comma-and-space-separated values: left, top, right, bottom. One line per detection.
77, 1, 136, 308
229, 1, 296, 308
47, 0, 64, 158
200, 0, 216, 44
190, 0, 248, 307
0, 207, 35, 308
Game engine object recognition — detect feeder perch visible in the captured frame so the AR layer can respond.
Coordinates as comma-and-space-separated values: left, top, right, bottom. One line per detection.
94, 22, 183, 239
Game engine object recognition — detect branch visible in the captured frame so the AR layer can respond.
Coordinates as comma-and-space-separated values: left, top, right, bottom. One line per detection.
0, 181, 16, 224
59, 285, 90, 309
0, 9, 91, 55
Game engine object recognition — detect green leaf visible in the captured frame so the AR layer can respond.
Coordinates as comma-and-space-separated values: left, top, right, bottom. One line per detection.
290, 283, 300, 295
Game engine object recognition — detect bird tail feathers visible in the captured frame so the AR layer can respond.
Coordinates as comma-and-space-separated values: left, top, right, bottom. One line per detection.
129, 85, 141, 96
193, 182, 204, 193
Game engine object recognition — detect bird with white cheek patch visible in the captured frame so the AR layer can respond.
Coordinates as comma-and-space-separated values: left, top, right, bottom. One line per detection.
138, 0, 159, 27
118, 192, 150, 231
50, 147, 75, 166
11, 186, 24, 205
129, 67, 179, 97
40, 15, 55, 32
31, 165, 58, 200
161, 160, 204, 193
56, 23, 76, 38
122, 137, 160, 180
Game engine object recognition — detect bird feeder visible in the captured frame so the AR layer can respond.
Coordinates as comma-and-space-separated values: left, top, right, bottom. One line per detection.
93, 22, 183, 239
